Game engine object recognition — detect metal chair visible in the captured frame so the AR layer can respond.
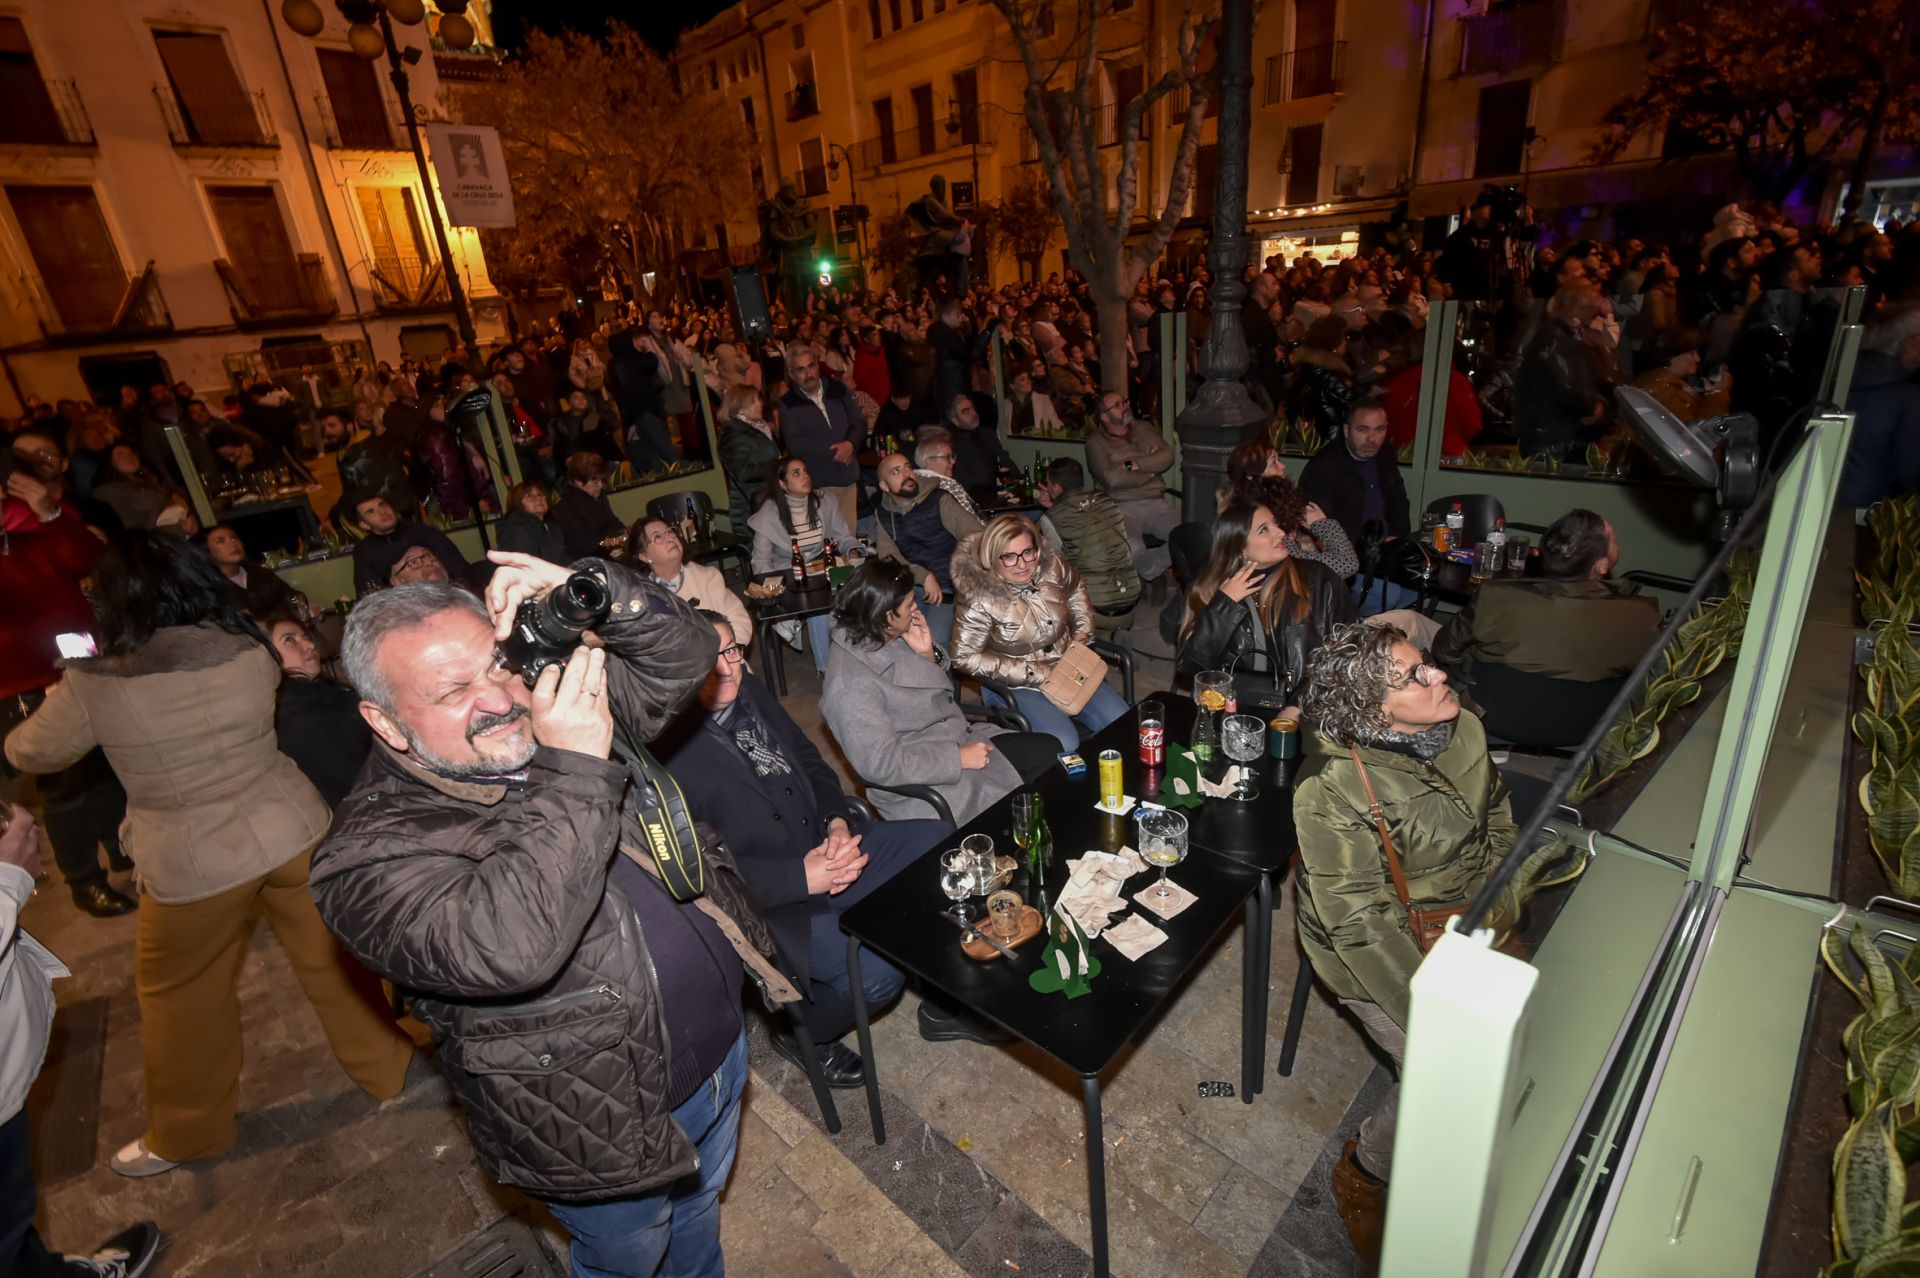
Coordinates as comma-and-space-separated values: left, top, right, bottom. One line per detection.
1464, 662, 1627, 753
648, 489, 745, 578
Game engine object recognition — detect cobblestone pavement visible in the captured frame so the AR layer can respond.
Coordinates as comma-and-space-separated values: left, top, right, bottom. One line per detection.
20, 611, 1382, 1277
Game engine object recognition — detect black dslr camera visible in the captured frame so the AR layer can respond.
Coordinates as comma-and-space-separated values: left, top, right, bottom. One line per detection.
498, 571, 612, 687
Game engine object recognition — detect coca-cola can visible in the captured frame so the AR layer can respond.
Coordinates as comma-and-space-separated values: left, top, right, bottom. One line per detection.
1138, 718, 1165, 766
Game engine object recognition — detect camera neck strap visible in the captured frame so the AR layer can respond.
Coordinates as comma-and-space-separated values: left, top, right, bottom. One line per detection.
621, 736, 706, 903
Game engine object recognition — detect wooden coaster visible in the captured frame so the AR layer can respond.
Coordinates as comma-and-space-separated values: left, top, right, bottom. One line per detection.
960, 905, 1045, 960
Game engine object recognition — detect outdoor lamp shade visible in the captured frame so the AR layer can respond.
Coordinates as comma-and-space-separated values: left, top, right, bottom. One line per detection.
386, 0, 428, 23
279, 0, 326, 37
347, 22, 386, 58
437, 11, 476, 49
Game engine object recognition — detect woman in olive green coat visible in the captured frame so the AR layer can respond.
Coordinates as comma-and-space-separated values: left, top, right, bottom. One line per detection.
1292, 620, 1516, 1264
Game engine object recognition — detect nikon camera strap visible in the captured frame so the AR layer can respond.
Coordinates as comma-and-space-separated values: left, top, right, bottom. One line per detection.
621, 736, 706, 902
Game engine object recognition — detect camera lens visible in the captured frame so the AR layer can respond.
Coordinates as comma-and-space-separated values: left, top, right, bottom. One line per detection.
529, 572, 611, 647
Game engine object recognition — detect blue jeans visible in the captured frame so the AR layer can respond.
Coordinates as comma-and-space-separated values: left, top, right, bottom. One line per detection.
1353, 577, 1419, 617
545, 1030, 748, 1278
989, 682, 1129, 752
801, 818, 948, 1039
806, 613, 832, 673
917, 591, 955, 655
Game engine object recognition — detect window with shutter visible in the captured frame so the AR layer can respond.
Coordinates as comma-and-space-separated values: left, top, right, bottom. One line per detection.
207, 185, 304, 313
154, 30, 264, 146
318, 49, 391, 149
356, 185, 432, 299
6, 185, 125, 331
0, 18, 62, 145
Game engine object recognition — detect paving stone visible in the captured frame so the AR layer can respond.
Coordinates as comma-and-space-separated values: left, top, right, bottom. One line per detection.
878, 1231, 973, 1278
951, 1196, 1093, 1278
1194, 1164, 1295, 1263
783, 1135, 920, 1275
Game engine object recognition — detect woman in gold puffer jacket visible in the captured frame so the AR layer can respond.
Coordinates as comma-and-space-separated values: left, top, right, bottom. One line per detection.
949, 513, 1129, 751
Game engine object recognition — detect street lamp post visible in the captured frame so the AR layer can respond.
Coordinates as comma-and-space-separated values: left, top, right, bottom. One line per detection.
825, 141, 866, 286
1174, 0, 1266, 524
279, 0, 479, 351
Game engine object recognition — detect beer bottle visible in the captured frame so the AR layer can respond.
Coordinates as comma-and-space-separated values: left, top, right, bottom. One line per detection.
790, 537, 807, 585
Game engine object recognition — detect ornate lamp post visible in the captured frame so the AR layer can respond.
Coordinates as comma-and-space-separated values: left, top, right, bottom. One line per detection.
1174, 0, 1265, 523
278, 0, 480, 350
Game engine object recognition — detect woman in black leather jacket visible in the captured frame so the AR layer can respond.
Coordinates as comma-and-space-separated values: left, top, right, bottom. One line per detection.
1178, 498, 1356, 714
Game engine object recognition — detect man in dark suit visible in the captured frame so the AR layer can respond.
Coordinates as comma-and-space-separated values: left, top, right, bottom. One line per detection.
655, 613, 956, 1087
1298, 396, 1416, 614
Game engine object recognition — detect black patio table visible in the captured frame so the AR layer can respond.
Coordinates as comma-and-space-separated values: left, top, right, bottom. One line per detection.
747, 574, 837, 696
839, 697, 1294, 1278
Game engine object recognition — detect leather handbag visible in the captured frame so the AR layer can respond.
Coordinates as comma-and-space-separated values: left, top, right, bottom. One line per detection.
1039, 640, 1109, 715
1349, 746, 1509, 953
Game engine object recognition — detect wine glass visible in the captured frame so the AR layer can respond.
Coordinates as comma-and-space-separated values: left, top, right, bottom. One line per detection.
1222, 714, 1265, 802
961, 832, 997, 894
1011, 792, 1048, 870
1136, 808, 1189, 905
939, 850, 976, 926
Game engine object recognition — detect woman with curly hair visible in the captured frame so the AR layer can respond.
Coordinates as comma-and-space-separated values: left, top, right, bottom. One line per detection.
1177, 499, 1356, 714
1221, 436, 1359, 578
1291, 620, 1516, 1264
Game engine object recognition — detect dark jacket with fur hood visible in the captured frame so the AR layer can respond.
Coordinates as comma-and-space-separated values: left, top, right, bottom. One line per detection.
3, 624, 330, 902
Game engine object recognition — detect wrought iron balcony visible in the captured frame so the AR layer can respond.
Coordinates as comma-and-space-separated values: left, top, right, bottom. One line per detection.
849, 104, 991, 174
215, 252, 339, 325
368, 252, 451, 312
0, 78, 96, 146
153, 83, 278, 148
314, 92, 401, 150
1265, 41, 1346, 103
792, 165, 829, 198
1459, 1, 1558, 75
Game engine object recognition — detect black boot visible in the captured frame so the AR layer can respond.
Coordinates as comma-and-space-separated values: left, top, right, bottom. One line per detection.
72, 881, 137, 917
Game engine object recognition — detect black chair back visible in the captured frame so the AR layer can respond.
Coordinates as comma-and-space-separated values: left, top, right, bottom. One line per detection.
1422, 494, 1505, 548
1467, 661, 1626, 750
1168, 521, 1211, 586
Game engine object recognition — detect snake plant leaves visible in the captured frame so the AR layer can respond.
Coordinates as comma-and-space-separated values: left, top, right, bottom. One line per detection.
1899, 1118, 1920, 1170
1858, 926, 1906, 1021
1835, 1103, 1905, 1258
1855, 1232, 1920, 1277
1830, 927, 1871, 1007
1850, 1015, 1873, 1114
1892, 960, 1920, 1020
1866, 1012, 1920, 1109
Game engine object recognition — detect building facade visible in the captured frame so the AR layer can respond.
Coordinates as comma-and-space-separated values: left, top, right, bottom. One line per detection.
0, 0, 505, 416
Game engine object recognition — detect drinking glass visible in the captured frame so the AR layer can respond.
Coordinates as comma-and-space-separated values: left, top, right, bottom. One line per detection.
961, 833, 997, 894
1506, 536, 1530, 574
1222, 714, 1265, 801
1136, 808, 1189, 905
988, 891, 1023, 941
1191, 670, 1233, 764
939, 849, 976, 924
1011, 792, 1049, 877
1470, 542, 1495, 584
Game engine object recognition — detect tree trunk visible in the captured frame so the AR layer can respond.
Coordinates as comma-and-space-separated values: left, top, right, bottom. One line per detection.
1844, 79, 1892, 220
1093, 281, 1132, 399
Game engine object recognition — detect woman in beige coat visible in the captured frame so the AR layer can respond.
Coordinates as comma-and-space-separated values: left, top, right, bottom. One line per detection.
3, 533, 413, 1178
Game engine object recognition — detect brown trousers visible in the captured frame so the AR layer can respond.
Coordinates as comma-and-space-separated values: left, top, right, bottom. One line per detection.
134, 846, 414, 1162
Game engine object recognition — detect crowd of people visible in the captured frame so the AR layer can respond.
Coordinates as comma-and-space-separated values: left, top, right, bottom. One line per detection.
2, 192, 1917, 1278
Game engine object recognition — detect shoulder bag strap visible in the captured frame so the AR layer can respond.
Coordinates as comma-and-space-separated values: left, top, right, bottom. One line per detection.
1349, 745, 1415, 911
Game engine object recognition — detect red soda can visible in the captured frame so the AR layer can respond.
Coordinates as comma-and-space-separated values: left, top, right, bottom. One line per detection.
1138, 697, 1166, 766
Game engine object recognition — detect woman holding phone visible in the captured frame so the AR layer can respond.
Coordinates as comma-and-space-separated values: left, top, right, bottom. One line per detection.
1178, 499, 1356, 714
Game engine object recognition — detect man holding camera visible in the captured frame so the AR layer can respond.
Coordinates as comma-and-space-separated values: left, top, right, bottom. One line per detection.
309, 552, 798, 1278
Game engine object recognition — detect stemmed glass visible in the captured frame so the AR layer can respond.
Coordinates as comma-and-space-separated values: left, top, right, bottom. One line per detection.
1222, 714, 1265, 801
1136, 809, 1189, 905
939, 849, 976, 926
1011, 792, 1049, 875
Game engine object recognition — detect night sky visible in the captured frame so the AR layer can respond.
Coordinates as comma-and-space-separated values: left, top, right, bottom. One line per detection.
489, 0, 739, 53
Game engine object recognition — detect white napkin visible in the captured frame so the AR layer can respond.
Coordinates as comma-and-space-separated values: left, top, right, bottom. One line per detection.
1093, 794, 1138, 816
1058, 854, 1134, 938
1134, 877, 1199, 920
1104, 913, 1168, 960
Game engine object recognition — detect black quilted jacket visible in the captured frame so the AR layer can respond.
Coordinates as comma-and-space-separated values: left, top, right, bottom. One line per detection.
310, 562, 789, 1203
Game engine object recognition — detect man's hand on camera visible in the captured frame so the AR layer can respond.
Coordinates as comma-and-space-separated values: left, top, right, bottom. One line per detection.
531, 646, 613, 759
0, 805, 42, 877
486, 550, 578, 640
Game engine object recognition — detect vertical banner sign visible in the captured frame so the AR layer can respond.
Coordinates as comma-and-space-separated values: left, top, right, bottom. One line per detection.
423, 123, 516, 228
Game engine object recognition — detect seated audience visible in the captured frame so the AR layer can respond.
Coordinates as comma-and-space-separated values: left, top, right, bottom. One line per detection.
747, 455, 859, 578
655, 612, 963, 1086
1004, 367, 1064, 437
93, 442, 180, 532
1298, 398, 1416, 615
1630, 327, 1732, 424
1294, 621, 1515, 1266
348, 492, 469, 597
942, 392, 1012, 491
627, 516, 752, 646
548, 452, 627, 562
951, 513, 1128, 752
1223, 437, 1359, 578
195, 524, 302, 618
265, 613, 372, 809
547, 387, 625, 468
1431, 509, 1660, 682
823, 560, 1061, 825
1085, 390, 1178, 581
495, 481, 568, 565
1035, 456, 1141, 621
910, 428, 983, 518
873, 450, 980, 652
1178, 499, 1356, 714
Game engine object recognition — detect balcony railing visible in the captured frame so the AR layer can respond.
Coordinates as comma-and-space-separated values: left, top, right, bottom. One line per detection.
1460, 1, 1558, 74
0, 78, 97, 146
849, 104, 992, 174
214, 252, 338, 325
1265, 41, 1346, 103
368, 252, 449, 311
785, 82, 820, 122
792, 164, 829, 198
44, 259, 173, 339
314, 92, 401, 150
153, 84, 278, 148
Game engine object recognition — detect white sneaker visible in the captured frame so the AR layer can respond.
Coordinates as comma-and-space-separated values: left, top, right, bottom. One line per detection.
109, 1137, 179, 1179
69, 1221, 162, 1277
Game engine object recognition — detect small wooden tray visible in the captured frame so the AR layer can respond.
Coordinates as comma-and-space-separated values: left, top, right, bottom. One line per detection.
960, 905, 1044, 961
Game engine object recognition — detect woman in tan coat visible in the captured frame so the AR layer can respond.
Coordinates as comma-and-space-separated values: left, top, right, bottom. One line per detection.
950, 513, 1128, 751
4, 533, 413, 1178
